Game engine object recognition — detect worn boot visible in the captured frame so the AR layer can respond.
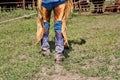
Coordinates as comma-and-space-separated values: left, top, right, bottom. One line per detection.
40, 49, 51, 57
54, 53, 65, 63
54, 32, 65, 63
40, 22, 51, 57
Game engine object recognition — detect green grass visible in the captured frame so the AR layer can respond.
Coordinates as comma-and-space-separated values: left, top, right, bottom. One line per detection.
0, 11, 120, 80
0, 9, 37, 22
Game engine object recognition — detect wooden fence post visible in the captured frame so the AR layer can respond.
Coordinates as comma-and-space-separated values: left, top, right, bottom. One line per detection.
32, 0, 35, 9
23, 0, 26, 16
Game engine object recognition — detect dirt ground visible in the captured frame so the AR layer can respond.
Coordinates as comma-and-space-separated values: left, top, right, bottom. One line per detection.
33, 64, 104, 80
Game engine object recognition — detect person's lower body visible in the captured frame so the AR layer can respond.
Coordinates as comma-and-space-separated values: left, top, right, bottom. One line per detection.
40, 22, 51, 57
40, 1, 66, 62
54, 21, 65, 63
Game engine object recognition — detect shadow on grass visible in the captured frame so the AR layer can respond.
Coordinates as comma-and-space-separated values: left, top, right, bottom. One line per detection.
69, 38, 86, 46
49, 38, 86, 58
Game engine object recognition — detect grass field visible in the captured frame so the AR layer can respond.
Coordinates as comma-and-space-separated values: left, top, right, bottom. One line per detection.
0, 9, 36, 22
0, 11, 120, 80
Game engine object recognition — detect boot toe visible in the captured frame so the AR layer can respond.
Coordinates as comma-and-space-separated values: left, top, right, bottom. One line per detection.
54, 53, 65, 63
40, 49, 51, 58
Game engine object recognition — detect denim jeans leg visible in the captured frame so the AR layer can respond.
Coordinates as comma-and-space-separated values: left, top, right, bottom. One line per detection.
41, 22, 50, 50
55, 32, 64, 54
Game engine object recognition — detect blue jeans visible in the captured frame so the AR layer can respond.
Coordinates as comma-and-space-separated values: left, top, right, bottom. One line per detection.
41, 1, 66, 54
41, 21, 64, 54
42, 0, 67, 10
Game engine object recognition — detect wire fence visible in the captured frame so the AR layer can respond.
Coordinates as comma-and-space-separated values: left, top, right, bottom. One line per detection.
0, 0, 37, 11
73, 0, 120, 15
0, 12, 37, 24
0, 0, 120, 24
0, 0, 37, 24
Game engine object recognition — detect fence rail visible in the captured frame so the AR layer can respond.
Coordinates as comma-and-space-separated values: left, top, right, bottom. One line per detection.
0, 13, 37, 24
0, 0, 120, 24
73, 0, 120, 14
0, 0, 37, 11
